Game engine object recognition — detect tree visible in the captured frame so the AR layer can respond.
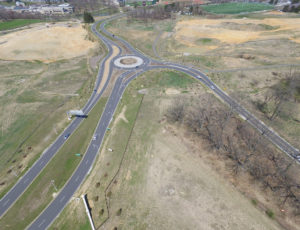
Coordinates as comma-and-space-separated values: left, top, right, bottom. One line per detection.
83, 11, 94, 23
167, 99, 185, 123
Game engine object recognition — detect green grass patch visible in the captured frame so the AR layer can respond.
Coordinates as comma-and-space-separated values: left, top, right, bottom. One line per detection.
0, 19, 42, 31
16, 90, 46, 103
58, 214, 91, 230
153, 70, 195, 88
164, 23, 174, 32
251, 199, 257, 206
258, 23, 279, 30
201, 3, 273, 14
197, 38, 213, 44
265, 209, 275, 219
0, 97, 107, 230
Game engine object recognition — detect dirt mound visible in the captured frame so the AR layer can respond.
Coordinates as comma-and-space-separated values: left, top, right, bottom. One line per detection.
210, 22, 279, 31
0, 22, 96, 62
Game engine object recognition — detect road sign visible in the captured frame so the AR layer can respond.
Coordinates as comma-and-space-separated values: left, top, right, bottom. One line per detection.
75, 153, 81, 157
107, 128, 111, 131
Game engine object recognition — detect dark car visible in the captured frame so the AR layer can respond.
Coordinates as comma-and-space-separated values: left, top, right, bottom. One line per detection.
64, 133, 71, 139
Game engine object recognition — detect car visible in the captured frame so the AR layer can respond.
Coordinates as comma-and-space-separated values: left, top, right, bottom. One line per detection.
210, 85, 215, 90
64, 133, 71, 139
92, 135, 97, 141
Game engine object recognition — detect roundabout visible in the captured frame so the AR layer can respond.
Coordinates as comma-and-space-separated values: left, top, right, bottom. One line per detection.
114, 55, 144, 68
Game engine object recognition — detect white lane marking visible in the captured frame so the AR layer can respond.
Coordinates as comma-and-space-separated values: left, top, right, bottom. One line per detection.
87, 166, 92, 175
39, 161, 44, 166
24, 178, 29, 184
85, 160, 89, 165
2, 199, 10, 207
75, 176, 80, 182
38, 219, 46, 228
60, 196, 65, 203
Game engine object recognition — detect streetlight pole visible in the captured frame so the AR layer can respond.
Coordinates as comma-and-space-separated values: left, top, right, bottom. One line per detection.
51, 179, 58, 192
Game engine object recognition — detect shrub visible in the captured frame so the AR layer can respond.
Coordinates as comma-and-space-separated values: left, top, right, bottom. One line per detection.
266, 209, 275, 219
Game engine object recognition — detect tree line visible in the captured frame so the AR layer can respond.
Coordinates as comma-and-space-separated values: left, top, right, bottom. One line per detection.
167, 94, 300, 217
255, 71, 300, 121
127, 2, 205, 22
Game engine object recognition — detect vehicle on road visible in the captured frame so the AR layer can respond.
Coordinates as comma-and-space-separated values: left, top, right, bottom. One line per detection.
210, 85, 215, 90
64, 133, 71, 139
92, 135, 97, 141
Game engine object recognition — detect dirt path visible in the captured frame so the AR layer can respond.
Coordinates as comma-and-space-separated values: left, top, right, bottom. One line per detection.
97, 45, 119, 94
152, 30, 163, 60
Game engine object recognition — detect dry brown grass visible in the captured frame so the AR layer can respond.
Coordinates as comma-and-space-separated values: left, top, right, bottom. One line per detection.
51, 71, 286, 229
174, 17, 300, 48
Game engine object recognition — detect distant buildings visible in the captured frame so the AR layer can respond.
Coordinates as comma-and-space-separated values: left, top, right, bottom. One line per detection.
25, 0, 64, 3
2, 1, 74, 15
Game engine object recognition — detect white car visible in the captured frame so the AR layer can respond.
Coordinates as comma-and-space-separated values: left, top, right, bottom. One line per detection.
210, 85, 215, 90
92, 135, 97, 141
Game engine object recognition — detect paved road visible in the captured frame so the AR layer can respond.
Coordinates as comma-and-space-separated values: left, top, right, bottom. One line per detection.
0, 18, 120, 218
0, 14, 298, 229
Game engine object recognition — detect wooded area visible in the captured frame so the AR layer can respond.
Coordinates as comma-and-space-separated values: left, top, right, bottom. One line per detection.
167, 94, 300, 217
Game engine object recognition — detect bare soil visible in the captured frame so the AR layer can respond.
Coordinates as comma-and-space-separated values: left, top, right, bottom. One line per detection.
0, 21, 96, 62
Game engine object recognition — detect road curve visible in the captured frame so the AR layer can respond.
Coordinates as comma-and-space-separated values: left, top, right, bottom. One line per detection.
4, 13, 297, 229
0, 18, 121, 219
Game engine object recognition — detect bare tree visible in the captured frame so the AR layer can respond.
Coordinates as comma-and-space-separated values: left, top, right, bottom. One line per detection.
166, 98, 185, 123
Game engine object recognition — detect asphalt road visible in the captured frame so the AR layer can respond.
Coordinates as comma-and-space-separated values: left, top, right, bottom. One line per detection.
0, 18, 119, 218
0, 14, 299, 229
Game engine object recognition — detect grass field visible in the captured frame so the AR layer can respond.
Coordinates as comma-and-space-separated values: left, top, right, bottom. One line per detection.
201, 3, 274, 14
106, 13, 300, 151
105, 18, 176, 59
0, 55, 101, 199
0, 19, 42, 31
0, 97, 107, 230
49, 70, 197, 230
50, 70, 282, 230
